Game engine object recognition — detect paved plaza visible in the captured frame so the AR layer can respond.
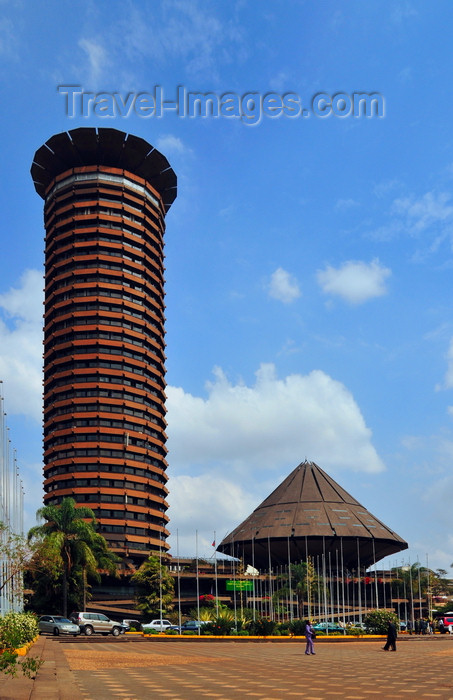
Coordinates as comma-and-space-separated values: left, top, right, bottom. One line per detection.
2, 635, 453, 699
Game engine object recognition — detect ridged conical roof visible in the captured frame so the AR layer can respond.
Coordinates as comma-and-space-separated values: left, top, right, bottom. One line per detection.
217, 461, 407, 570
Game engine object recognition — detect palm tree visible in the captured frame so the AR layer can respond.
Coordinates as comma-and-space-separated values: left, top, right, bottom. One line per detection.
28, 497, 118, 616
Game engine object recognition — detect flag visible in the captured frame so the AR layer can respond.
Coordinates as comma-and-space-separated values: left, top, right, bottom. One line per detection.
212, 540, 216, 547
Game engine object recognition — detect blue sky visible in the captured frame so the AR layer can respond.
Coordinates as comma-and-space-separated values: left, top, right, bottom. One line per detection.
2, 0, 453, 571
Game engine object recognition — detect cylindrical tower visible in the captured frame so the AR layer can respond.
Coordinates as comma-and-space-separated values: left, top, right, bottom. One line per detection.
31, 128, 176, 566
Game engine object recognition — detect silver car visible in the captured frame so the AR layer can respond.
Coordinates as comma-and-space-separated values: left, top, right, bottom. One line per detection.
38, 615, 80, 636
70, 611, 124, 636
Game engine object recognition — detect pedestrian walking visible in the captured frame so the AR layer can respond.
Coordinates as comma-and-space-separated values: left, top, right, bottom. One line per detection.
420, 618, 427, 635
382, 621, 397, 651
304, 620, 316, 655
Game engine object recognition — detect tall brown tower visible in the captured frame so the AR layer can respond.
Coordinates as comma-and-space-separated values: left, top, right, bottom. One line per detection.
31, 128, 176, 566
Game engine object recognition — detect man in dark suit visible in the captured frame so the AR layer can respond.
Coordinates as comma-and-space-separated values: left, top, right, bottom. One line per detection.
382, 621, 397, 651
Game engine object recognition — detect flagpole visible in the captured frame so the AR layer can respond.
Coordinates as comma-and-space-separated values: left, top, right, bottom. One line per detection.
267, 536, 273, 621
340, 538, 346, 627
159, 543, 163, 624
213, 532, 219, 617
252, 536, 256, 621
196, 531, 200, 630
357, 539, 362, 625
322, 537, 328, 625
232, 536, 237, 630
287, 536, 293, 622
373, 539, 379, 610
176, 529, 181, 630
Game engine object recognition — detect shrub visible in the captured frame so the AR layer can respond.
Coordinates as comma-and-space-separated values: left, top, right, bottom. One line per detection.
0, 612, 39, 649
288, 619, 307, 636
0, 612, 42, 678
364, 609, 399, 635
203, 617, 234, 636
248, 618, 276, 636
199, 594, 216, 607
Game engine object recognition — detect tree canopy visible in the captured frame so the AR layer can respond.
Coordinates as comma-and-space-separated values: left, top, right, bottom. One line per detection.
28, 497, 118, 615
131, 554, 174, 617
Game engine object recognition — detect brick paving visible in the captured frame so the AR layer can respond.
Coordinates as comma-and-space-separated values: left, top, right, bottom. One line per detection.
2, 635, 453, 699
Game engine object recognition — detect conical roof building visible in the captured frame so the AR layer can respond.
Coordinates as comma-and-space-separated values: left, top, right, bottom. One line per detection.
217, 461, 407, 570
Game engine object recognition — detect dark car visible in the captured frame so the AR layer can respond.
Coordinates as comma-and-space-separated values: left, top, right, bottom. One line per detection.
122, 619, 142, 631
38, 615, 80, 636
169, 620, 211, 633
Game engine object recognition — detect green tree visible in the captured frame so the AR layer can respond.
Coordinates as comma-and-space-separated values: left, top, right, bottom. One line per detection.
274, 559, 319, 619
131, 555, 174, 617
431, 569, 453, 597
24, 536, 63, 613
391, 562, 429, 618
28, 497, 118, 616
0, 521, 38, 609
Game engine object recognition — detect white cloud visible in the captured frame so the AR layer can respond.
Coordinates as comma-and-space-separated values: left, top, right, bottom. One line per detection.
390, 2, 418, 24
155, 135, 191, 156
335, 198, 359, 210
78, 38, 110, 86
268, 267, 301, 304
167, 474, 257, 556
0, 269, 43, 421
393, 191, 453, 234
317, 259, 391, 305
167, 363, 384, 475
0, 18, 16, 60
269, 71, 290, 91
368, 189, 453, 258
88, 2, 246, 83
438, 338, 453, 391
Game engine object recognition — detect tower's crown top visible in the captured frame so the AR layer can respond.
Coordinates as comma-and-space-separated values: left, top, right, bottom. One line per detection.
31, 127, 177, 212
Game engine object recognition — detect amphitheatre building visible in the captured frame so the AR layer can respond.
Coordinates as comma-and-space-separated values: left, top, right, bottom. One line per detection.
218, 460, 408, 572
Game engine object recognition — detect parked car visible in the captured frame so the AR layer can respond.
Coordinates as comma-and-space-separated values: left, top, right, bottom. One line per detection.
38, 615, 80, 637
438, 614, 453, 633
122, 618, 142, 631
348, 621, 366, 630
69, 611, 125, 636
142, 619, 172, 632
313, 622, 345, 634
169, 620, 211, 633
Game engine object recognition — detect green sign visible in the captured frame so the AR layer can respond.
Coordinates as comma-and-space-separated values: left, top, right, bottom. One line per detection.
226, 580, 254, 591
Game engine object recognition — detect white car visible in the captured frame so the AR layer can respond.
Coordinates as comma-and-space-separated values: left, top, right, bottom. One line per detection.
142, 619, 172, 632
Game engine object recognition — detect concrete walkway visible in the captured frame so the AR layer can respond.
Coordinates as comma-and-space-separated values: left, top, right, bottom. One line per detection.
2, 634, 453, 699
